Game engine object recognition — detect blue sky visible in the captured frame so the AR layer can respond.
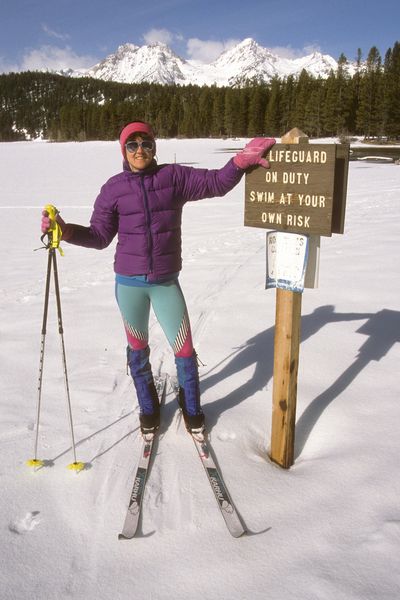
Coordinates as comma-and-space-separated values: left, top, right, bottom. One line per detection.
1, 0, 399, 72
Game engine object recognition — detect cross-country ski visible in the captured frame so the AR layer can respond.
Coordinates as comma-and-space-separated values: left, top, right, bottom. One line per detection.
118, 375, 167, 539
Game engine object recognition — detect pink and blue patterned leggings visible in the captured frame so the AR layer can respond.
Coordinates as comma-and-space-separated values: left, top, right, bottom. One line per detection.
115, 277, 194, 358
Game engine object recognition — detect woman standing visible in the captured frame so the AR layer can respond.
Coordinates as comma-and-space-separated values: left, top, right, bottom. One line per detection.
42, 121, 275, 435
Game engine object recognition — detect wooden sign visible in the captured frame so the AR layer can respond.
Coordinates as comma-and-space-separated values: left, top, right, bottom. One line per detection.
244, 142, 349, 237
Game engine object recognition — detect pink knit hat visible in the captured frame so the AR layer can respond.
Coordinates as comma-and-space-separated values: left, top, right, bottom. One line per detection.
119, 121, 156, 158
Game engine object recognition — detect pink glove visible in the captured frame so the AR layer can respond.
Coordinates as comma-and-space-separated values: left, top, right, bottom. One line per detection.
41, 211, 51, 234
233, 137, 276, 170
41, 210, 69, 238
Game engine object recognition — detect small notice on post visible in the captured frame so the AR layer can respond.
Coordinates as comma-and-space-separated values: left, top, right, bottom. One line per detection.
266, 231, 309, 293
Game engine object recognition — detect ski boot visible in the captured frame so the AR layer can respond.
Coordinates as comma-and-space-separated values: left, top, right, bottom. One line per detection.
127, 346, 160, 435
175, 351, 205, 434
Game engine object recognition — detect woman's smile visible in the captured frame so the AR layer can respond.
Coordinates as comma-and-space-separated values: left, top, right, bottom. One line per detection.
126, 135, 154, 171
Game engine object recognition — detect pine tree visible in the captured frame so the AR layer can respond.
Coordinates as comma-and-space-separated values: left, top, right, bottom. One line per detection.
356, 46, 384, 137
224, 88, 236, 137
264, 77, 281, 136
335, 54, 353, 135
236, 88, 248, 136
291, 70, 312, 133
280, 75, 296, 134
303, 79, 324, 137
210, 86, 225, 137
348, 49, 363, 134
165, 89, 181, 137
247, 84, 266, 136
321, 72, 337, 136
383, 42, 400, 138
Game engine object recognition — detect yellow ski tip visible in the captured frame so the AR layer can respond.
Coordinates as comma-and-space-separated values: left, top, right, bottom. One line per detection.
67, 461, 86, 472
26, 458, 45, 468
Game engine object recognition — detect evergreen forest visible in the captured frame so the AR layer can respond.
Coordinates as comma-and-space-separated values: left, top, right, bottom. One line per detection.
0, 42, 399, 142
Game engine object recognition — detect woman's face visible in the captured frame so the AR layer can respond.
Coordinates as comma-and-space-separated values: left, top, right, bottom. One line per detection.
125, 134, 155, 171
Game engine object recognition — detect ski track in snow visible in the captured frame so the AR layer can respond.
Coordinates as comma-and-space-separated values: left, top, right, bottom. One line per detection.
184, 227, 265, 346
144, 435, 197, 534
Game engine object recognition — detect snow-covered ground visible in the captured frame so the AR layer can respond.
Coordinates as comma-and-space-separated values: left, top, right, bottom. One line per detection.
1, 138, 399, 600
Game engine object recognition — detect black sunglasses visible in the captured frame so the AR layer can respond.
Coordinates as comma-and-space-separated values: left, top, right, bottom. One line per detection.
125, 140, 154, 153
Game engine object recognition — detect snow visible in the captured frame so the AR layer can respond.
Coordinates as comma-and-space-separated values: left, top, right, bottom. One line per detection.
1, 138, 400, 599
75, 38, 341, 86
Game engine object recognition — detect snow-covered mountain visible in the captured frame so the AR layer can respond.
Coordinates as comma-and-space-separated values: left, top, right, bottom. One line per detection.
69, 38, 349, 87
84, 43, 191, 85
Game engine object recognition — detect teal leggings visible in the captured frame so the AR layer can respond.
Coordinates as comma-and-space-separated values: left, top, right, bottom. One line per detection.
115, 278, 194, 357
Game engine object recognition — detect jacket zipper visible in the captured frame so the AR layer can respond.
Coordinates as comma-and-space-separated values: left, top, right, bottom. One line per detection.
139, 176, 154, 274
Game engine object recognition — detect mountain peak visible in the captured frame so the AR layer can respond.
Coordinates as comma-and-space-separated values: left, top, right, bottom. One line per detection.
71, 39, 342, 86
116, 43, 139, 54
237, 37, 259, 47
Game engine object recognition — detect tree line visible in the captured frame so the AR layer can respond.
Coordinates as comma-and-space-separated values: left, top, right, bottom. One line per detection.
0, 42, 399, 142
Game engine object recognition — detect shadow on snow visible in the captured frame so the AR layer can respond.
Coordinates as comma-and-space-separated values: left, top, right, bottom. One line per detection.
199, 306, 400, 458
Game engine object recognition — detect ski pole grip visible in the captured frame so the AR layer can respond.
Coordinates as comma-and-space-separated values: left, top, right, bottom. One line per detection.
43, 204, 63, 252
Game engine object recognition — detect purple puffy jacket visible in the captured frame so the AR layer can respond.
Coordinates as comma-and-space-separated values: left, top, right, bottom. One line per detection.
64, 158, 244, 280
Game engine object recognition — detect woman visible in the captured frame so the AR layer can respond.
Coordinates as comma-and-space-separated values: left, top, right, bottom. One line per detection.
42, 121, 275, 435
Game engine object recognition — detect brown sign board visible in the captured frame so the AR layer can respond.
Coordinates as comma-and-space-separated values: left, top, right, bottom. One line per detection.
244, 143, 349, 237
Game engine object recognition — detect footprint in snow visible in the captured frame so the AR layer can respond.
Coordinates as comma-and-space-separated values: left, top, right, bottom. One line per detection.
9, 511, 41, 534
217, 431, 236, 442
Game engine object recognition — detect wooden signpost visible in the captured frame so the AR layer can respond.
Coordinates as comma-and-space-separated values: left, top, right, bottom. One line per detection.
244, 128, 349, 469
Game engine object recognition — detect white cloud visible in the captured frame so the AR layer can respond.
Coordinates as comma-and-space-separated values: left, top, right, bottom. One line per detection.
303, 44, 323, 56
267, 46, 300, 60
186, 38, 240, 63
141, 30, 240, 62
42, 23, 70, 41
268, 44, 322, 59
142, 28, 174, 46
19, 45, 97, 71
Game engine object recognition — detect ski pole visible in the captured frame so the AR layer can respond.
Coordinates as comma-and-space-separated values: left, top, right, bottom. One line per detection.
27, 205, 85, 472
27, 247, 53, 469
51, 246, 85, 471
